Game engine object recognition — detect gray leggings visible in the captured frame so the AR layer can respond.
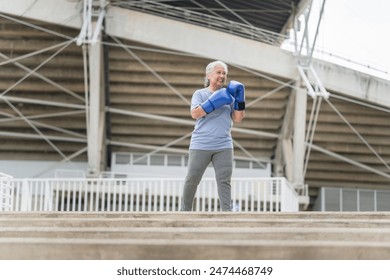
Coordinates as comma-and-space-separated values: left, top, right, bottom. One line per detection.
181, 149, 233, 211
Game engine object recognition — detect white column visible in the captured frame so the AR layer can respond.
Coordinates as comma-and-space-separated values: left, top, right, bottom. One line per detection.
274, 91, 295, 180
87, 25, 105, 177
293, 86, 307, 188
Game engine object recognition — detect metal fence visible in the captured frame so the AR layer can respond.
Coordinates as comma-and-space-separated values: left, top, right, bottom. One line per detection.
314, 187, 390, 212
0, 177, 299, 212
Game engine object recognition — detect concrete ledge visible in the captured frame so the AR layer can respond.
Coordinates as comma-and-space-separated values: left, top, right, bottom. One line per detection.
2, 226, 390, 242
1, 238, 390, 260
2, 211, 390, 219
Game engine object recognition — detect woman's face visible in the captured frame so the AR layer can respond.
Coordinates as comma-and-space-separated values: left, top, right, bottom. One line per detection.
207, 65, 227, 89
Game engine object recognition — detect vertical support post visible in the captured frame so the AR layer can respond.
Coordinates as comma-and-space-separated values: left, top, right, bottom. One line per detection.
283, 139, 294, 182
289, 0, 326, 193
87, 35, 105, 176
293, 86, 307, 189
274, 91, 295, 181
103, 28, 112, 170
79, 0, 107, 177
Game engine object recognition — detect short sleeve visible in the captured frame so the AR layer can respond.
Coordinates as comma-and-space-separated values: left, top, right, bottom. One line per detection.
191, 90, 205, 111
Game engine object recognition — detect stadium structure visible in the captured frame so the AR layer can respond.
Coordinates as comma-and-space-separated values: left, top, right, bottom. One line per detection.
0, 0, 390, 259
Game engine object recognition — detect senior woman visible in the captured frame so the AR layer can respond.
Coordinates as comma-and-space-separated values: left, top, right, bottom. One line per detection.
181, 60, 246, 211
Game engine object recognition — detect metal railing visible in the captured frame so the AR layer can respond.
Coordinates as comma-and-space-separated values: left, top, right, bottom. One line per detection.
0, 172, 13, 211
0, 177, 299, 212
112, 1, 287, 46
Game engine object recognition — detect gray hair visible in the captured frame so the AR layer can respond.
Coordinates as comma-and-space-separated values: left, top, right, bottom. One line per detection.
204, 60, 228, 87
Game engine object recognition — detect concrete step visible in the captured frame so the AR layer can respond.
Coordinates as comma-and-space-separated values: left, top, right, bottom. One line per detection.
1, 212, 390, 259
2, 211, 390, 220
1, 237, 390, 260
1, 214, 390, 229
2, 226, 390, 242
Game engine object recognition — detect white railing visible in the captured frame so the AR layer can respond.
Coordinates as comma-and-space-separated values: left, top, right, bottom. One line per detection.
0, 177, 299, 212
0, 172, 13, 211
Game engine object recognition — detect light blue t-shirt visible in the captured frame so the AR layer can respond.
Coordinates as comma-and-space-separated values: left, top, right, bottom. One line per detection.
189, 88, 233, 150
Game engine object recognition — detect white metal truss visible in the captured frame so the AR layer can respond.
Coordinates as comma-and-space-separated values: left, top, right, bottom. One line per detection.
0, 40, 74, 97
290, 0, 390, 187
77, 0, 106, 46
0, 52, 84, 102
0, 41, 78, 162
0, 11, 88, 177
111, 36, 190, 106
324, 98, 390, 172
290, 0, 327, 189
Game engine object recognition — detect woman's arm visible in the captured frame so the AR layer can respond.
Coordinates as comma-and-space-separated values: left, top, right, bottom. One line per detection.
191, 106, 207, 119
192, 106, 245, 121
232, 110, 245, 122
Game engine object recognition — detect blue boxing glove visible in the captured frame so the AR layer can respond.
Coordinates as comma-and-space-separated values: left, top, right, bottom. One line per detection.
201, 88, 233, 114
227, 80, 245, 111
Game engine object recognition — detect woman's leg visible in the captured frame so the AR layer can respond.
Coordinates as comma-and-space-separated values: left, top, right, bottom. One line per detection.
181, 149, 212, 211
212, 149, 233, 211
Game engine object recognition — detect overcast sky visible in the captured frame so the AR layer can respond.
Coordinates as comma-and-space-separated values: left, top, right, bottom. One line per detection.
314, 0, 390, 79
